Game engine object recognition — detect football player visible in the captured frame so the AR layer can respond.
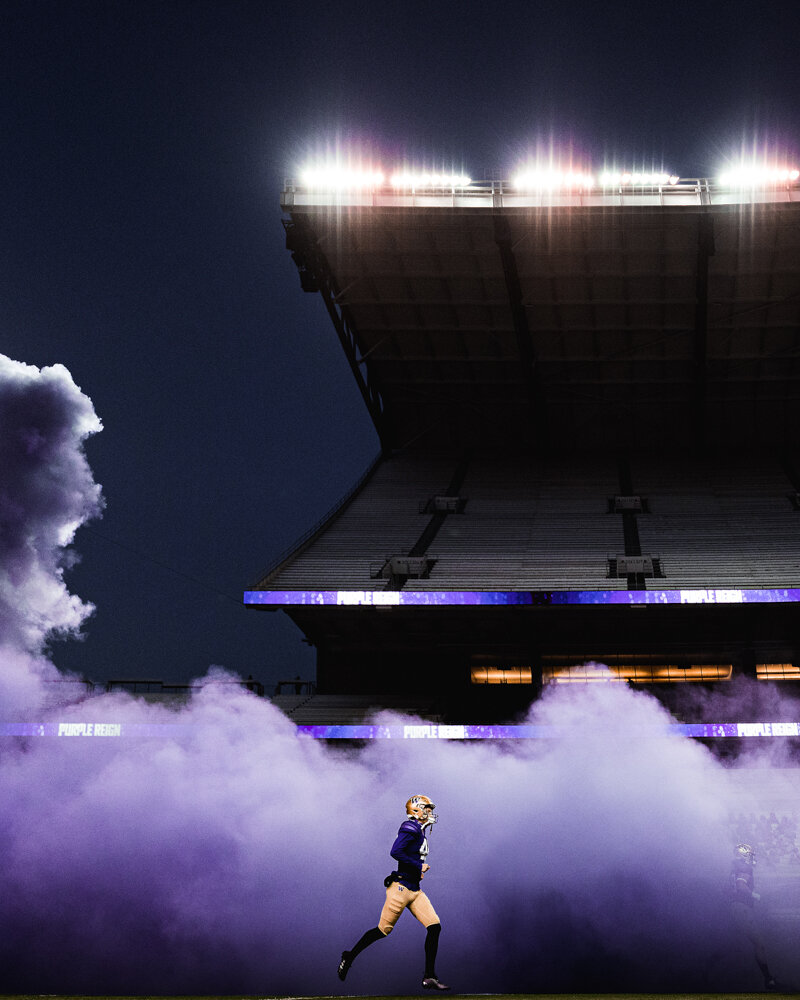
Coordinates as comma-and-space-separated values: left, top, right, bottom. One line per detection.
730, 843, 778, 990
337, 794, 449, 990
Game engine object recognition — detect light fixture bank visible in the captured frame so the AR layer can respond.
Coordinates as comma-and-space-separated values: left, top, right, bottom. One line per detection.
297, 163, 799, 191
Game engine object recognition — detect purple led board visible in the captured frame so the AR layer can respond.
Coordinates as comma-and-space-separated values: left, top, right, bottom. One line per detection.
296, 722, 800, 739
4, 721, 798, 740
245, 588, 800, 607
0, 722, 188, 738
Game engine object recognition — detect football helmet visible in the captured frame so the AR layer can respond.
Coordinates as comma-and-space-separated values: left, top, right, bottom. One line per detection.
735, 843, 756, 864
406, 795, 438, 827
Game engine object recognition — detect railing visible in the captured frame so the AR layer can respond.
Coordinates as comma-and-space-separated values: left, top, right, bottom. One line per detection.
274, 679, 316, 695
104, 678, 266, 697
39, 677, 268, 701
282, 176, 800, 209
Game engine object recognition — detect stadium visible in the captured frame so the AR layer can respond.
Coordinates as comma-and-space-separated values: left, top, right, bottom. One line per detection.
4, 161, 800, 999
247, 163, 800, 741
241, 165, 800, 992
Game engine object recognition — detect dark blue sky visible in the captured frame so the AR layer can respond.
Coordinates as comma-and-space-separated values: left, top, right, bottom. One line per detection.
2, 0, 798, 689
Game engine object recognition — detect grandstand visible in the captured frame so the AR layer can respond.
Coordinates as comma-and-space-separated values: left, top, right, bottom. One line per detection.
248, 171, 800, 726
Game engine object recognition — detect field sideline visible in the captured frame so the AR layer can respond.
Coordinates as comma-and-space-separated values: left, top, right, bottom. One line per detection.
1, 993, 796, 1000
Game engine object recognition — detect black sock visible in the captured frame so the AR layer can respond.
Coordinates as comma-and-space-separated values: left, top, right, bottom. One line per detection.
349, 926, 385, 961
424, 923, 441, 978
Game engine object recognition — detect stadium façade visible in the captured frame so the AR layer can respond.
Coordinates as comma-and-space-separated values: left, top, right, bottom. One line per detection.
248, 174, 800, 729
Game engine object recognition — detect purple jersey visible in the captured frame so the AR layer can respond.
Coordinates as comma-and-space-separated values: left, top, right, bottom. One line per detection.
391, 818, 429, 890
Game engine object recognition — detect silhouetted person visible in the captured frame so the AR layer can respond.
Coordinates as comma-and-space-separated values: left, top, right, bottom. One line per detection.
730, 843, 777, 990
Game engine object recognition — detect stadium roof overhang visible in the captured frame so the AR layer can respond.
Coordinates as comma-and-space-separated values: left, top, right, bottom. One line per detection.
282, 179, 800, 452
247, 587, 800, 641
248, 587, 800, 694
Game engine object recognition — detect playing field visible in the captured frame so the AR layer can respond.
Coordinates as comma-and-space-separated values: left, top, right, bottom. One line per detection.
1, 993, 794, 1000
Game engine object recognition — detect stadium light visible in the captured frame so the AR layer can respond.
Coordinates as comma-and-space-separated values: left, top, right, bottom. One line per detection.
513, 169, 595, 191
390, 172, 471, 189
299, 165, 385, 189
717, 165, 800, 187
599, 171, 680, 187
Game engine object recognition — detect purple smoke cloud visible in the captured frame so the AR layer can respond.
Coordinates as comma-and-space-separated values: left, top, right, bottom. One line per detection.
1, 354, 798, 994
0, 355, 103, 715
3, 681, 798, 994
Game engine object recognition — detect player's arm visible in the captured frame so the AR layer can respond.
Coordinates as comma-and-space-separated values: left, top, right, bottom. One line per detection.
391, 824, 424, 878
734, 872, 758, 901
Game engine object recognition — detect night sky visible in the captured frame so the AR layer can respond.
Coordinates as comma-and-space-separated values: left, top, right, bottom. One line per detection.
2, 0, 799, 691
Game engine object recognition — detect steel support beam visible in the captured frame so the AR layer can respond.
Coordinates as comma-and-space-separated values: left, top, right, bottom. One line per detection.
285, 218, 392, 454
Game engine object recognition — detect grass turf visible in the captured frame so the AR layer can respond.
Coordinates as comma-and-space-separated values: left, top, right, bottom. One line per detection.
0, 994, 795, 999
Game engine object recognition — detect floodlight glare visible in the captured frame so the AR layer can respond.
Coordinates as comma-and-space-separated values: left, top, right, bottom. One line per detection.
299, 166, 385, 189
390, 172, 471, 189
717, 165, 800, 187
600, 171, 679, 187
513, 169, 594, 190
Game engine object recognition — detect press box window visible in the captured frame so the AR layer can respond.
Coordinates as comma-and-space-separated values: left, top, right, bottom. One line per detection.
471, 667, 533, 684
756, 663, 800, 680
542, 663, 733, 684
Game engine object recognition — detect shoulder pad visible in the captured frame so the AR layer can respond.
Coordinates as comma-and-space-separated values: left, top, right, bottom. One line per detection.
399, 819, 420, 833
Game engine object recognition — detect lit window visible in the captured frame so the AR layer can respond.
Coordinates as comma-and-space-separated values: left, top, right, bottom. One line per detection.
471, 667, 533, 684
542, 663, 733, 684
756, 663, 800, 681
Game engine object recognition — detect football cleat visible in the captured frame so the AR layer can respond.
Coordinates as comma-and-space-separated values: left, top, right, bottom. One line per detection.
407, 795, 438, 827
422, 977, 450, 990
337, 951, 352, 981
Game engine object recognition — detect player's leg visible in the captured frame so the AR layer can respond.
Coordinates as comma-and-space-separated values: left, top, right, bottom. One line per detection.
734, 901, 777, 990
409, 892, 449, 991
338, 927, 386, 981
337, 883, 408, 981
423, 924, 445, 984
751, 927, 777, 988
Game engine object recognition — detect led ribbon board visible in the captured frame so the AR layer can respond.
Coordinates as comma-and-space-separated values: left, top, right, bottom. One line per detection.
296, 722, 800, 740
0, 722, 188, 738
244, 588, 800, 607
2, 722, 799, 740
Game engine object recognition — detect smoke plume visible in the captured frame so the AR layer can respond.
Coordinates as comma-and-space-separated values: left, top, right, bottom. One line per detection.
1, 354, 798, 994
0, 355, 103, 715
